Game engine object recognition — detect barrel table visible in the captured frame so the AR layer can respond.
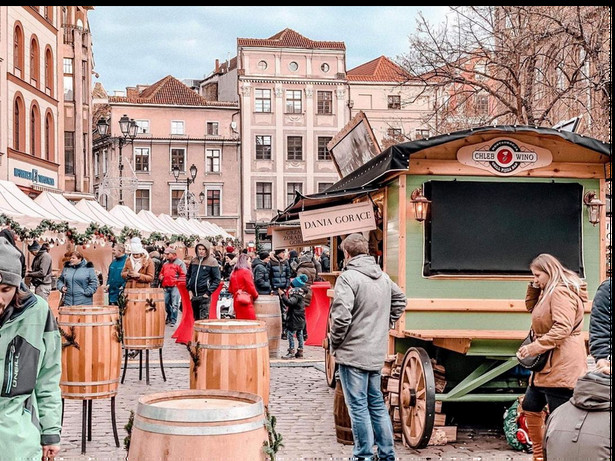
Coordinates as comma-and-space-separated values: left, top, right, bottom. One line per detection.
190, 319, 270, 406
58, 305, 122, 454
121, 287, 167, 385
128, 389, 268, 461
254, 295, 283, 359
333, 379, 353, 445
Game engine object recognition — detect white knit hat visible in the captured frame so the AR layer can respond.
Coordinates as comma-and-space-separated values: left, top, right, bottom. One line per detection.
128, 237, 147, 255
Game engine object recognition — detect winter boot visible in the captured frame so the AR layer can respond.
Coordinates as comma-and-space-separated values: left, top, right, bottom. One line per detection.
282, 349, 296, 360
295, 348, 304, 359
524, 410, 545, 461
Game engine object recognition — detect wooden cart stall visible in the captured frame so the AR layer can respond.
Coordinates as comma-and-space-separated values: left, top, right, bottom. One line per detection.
275, 125, 610, 448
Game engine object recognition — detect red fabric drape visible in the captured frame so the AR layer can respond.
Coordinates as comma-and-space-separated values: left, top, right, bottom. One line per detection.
172, 279, 193, 345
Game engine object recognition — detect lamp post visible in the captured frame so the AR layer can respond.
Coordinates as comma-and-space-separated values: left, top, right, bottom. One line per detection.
96, 114, 138, 206
172, 163, 198, 219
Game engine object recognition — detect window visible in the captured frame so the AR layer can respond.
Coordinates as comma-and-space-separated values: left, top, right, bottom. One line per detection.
321, 63, 330, 73
82, 60, 88, 101
415, 129, 430, 140
288, 61, 298, 72
255, 135, 272, 160
135, 120, 149, 134
285, 90, 302, 114
63, 58, 72, 74
64, 76, 73, 101
287, 183, 303, 206
255, 89, 271, 113
207, 189, 221, 216
387, 127, 402, 137
476, 94, 489, 115
13, 25, 24, 74
135, 189, 150, 213
64, 131, 75, 174
256, 182, 272, 209
287, 136, 303, 161
45, 49, 53, 95
171, 121, 184, 135
134, 147, 150, 172
206, 122, 219, 136
257, 60, 268, 70
206, 149, 221, 173
317, 91, 332, 114
102, 149, 108, 174
318, 183, 334, 193
171, 148, 185, 171
388, 95, 401, 110
170, 189, 183, 217
30, 38, 40, 86
45, 114, 52, 161
30, 106, 40, 157
317, 137, 332, 160
94, 150, 99, 177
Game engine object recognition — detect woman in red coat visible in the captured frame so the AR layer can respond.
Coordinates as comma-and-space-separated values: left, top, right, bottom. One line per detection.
228, 253, 259, 319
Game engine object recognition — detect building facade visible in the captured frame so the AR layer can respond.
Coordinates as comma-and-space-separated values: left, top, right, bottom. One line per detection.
0, 6, 93, 198
93, 75, 241, 236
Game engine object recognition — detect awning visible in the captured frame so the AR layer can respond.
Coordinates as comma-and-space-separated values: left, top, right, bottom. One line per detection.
175, 217, 207, 237
109, 205, 155, 236
157, 214, 196, 236
138, 210, 181, 237
33, 192, 93, 231
74, 199, 126, 232
0, 179, 65, 227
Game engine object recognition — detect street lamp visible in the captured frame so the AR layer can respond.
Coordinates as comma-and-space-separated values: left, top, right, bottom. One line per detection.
96, 114, 137, 205
172, 163, 198, 218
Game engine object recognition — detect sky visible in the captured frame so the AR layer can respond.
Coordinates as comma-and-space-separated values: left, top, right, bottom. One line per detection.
88, 6, 449, 93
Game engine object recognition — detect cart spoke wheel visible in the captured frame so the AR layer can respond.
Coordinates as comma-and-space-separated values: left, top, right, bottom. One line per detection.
398, 347, 435, 448
324, 319, 337, 388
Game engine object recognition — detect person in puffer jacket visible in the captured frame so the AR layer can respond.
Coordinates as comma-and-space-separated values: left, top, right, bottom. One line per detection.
588, 278, 611, 375
0, 236, 62, 461
56, 250, 99, 306
186, 240, 221, 320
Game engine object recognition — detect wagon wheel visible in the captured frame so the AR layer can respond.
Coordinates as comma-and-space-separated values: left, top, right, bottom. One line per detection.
324, 318, 337, 388
398, 347, 436, 448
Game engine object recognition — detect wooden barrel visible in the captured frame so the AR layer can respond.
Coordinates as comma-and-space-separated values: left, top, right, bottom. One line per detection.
128, 389, 268, 461
334, 380, 354, 445
92, 287, 107, 306
254, 295, 282, 359
190, 319, 270, 406
47, 290, 62, 319
58, 305, 121, 400
122, 288, 165, 349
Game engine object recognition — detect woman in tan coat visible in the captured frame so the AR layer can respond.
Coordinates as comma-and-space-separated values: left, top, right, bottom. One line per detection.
121, 238, 155, 289
517, 253, 587, 461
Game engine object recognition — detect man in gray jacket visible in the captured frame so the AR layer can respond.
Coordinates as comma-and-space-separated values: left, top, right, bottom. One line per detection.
327, 233, 406, 461
26, 241, 53, 300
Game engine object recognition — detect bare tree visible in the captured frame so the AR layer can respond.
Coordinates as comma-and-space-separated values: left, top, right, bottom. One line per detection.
396, 6, 611, 141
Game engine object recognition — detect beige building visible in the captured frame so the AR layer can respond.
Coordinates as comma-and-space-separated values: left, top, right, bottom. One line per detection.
93, 76, 241, 236
0, 6, 94, 198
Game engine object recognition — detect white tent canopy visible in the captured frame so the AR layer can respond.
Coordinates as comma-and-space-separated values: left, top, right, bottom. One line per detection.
157, 214, 195, 236
74, 199, 126, 232
175, 217, 208, 238
109, 205, 155, 236
33, 192, 92, 232
188, 219, 216, 237
138, 210, 181, 237
0, 179, 65, 227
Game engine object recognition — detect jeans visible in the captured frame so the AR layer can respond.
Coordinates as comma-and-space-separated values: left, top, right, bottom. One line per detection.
521, 384, 574, 413
338, 364, 396, 461
164, 286, 180, 324
287, 330, 304, 350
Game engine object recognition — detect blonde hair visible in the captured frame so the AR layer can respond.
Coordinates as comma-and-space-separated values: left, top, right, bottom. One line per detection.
530, 253, 583, 298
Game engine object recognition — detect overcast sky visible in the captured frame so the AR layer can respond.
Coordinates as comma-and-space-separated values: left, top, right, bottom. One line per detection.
88, 6, 448, 93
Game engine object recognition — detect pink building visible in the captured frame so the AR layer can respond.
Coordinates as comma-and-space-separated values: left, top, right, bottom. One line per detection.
92, 75, 241, 236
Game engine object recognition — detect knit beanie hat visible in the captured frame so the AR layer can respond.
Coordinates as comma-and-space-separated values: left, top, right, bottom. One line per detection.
0, 236, 23, 287
291, 274, 308, 288
27, 241, 41, 253
258, 251, 270, 260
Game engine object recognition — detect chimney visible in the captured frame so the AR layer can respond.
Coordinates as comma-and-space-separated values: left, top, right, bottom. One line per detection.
215, 59, 220, 73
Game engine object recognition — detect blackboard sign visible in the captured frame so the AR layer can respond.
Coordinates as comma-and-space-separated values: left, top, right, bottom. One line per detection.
424, 181, 584, 276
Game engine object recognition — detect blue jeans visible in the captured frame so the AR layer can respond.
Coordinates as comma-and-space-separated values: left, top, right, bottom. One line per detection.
164, 286, 180, 324
287, 330, 304, 350
338, 364, 396, 461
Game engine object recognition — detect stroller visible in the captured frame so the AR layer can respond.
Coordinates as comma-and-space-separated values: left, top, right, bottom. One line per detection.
216, 281, 235, 319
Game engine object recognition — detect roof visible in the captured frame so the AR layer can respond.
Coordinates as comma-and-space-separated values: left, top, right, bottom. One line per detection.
238, 28, 345, 50
109, 75, 231, 106
274, 125, 611, 222
347, 56, 412, 82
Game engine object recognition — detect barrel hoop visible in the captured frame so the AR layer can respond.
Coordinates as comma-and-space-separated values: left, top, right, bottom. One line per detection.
134, 418, 266, 436
268, 336, 280, 342
62, 390, 117, 398
138, 399, 264, 422
124, 335, 165, 340
59, 310, 118, 316
60, 378, 119, 386
58, 322, 116, 327
194, 327, 266, 334
256, 314, 281, 319
195, 342, 269, 350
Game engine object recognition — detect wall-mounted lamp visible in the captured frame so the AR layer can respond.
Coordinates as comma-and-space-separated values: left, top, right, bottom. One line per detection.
583, 191, 604, 226
199, 191, 206, 204
410, 187, 431, 222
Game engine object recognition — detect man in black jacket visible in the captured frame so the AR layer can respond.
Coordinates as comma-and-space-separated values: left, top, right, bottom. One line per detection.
252, 251, 272, 295
186, 240, 221, 320
589, 278, 611, 375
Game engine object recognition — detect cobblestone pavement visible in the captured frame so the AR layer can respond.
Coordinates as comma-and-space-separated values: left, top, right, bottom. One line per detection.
57, 320, 531, 461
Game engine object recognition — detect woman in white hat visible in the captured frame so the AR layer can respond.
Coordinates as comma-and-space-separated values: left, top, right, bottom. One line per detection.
121, 237, 154, 289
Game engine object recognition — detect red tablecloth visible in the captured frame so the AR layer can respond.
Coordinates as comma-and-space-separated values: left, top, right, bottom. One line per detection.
209, 282, 224, 319
172, 281, 224, 344
305, 281, 331, 346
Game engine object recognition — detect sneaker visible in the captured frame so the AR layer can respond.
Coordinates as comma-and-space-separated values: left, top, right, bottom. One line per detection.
170, 322, 176, 327
281, 332, 287, 340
